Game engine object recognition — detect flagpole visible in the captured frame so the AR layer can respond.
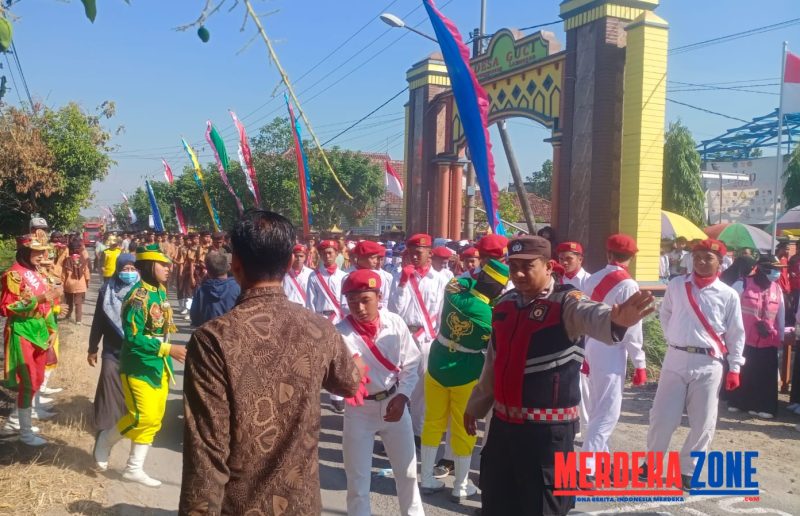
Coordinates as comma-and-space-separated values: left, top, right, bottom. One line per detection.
771, 41, 788, 251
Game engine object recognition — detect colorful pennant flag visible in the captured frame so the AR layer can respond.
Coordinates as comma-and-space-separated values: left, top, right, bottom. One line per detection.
181, 137, 221, 231
286, 95, 313, 236
230, 110, 262, 207
206, 121, 245, 215
782, 50, 800, 114
162, 159, 188, 235
145, 180, 164, 232
385, 160, 404, 198
423, 0, 504, 235
120, 191, 137, 224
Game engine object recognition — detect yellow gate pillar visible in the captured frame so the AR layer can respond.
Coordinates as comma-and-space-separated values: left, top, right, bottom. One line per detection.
619, 12, 669, 281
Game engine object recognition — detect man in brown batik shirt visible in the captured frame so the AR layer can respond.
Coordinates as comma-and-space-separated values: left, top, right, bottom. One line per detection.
180, 210, 363, 515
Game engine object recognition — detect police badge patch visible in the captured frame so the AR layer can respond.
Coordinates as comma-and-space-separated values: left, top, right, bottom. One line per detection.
529, 302, 549, 321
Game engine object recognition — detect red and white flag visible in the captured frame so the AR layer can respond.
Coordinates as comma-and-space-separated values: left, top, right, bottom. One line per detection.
384, 160, 404, 198
782, 51, 800, 114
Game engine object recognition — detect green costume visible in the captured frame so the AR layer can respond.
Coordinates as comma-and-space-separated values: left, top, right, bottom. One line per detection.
427, 277, 494, 387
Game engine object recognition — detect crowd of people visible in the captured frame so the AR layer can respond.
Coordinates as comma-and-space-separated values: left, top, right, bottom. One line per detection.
2, 212, 800, 515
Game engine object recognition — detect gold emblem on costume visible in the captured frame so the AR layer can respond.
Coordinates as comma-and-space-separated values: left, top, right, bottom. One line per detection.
447, 312, 473, 342
149, 302, 165, 329
445, 279, 462, 294
567, 290, 588, 302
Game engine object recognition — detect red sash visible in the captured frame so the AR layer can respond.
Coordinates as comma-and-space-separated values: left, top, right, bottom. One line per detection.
590, 269, 631, 302
347, 315, 399, 373
409, 273, 436, 339
315, 270, 342, 319
683, 281, 727, 357
288, 271, 306, 303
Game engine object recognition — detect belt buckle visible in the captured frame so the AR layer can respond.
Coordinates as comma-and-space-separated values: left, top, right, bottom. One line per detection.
374, 391, 388, 401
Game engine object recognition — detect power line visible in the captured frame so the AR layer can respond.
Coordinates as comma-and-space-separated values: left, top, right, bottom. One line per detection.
9, 41, 34, 108
667, 80, 779, 95
669, 17, 800, 55
3, 52, 23, 106
322, 87, 409, 146
666, 98, 749, 123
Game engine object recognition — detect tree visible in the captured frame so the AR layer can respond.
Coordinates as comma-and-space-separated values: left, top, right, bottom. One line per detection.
525, 159, 552, 199
783, 146, 800, 211
662, 121, 705, 226
0, 103, 114, 235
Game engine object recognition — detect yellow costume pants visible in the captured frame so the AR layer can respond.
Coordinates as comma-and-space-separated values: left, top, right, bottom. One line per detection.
421, 373, 478, 457
117, 372, 169, 444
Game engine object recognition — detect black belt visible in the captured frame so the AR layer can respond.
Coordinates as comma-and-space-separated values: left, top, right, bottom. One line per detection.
322, 310, 336, 317
407, 325, 423, 333
670, 345, 714, 356
364, 384, 397, 401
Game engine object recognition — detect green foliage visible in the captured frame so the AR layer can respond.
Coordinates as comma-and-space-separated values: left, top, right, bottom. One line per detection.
662, 121, 705, 226
81, 0, 97, 23
0, 237, 14, 271
643, 312, 666, 379
525, 159, 553, 199
0, 103, 114, 236
0, 17, 12, 52
782, 146, 800, 211
497, 191, 523, 223
114, 117, 384, 234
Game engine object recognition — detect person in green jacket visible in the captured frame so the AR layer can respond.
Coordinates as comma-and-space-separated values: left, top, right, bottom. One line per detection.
93, 244, 186, 487
420, 259, 509, 501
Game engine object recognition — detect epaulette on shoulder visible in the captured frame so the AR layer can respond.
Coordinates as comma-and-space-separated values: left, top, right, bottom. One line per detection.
445, 278, 465, 294
495, 289, 519, 305
3, 270, 22, 295
126, 287, 148, 309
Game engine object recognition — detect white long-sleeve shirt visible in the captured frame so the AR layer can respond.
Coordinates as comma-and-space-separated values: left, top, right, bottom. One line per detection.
660, 274, 746, 372
583, 265, 645, 371
336, 310, 421, 398
306, 267, 347, 324
282, 266, 313, 306
562, 267, 592, 292
388, 267, 449, 341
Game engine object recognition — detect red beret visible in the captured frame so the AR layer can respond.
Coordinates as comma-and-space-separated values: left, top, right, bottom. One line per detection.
477, 234, 508, 259
352, 240, 386, 257
550, 259, 566, 276
406, 233, 433, 248
693, 238, 727, 258
460, 246, 479, 259
606, 234, 638, 255
292, 244, 308, 254
555, 241, 583, 255
317, 239, 339, 251
432, 246, 454, 258
342, 269, 382, 295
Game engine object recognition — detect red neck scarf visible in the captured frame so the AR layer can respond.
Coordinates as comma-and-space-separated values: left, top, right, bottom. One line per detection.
324, 264, 338, 275
415, 264, 431, 277
348, 313, 380, 341
564, 269, 579, 280
693, 272, 717, 289
291, 267, 303, 277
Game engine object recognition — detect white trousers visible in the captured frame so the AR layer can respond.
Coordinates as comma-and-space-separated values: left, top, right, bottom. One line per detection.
579, 372, 591, 436
409, 335, 434, 436
343, 396, 424, 516
646, 347, 723, 475
582, 340, 626, 462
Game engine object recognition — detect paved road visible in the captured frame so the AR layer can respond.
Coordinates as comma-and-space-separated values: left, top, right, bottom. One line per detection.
82, 281, 799, 515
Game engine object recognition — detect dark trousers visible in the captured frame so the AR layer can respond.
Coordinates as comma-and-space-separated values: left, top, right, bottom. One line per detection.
64, 292, 86, 323
728, 345, 778, 415
480, 415, 577, 516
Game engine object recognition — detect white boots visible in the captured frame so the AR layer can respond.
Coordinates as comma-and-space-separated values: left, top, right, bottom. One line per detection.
419, 445, 445, 494
39, 369, 63, 395
93, 428, 123, 471
122, 443, 162, 487
18, 408, 47, 446
451, 455, 478, 502
32, 393, 56, 420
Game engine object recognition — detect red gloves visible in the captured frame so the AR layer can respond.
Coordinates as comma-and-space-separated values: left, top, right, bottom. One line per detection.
725, 371, 740, 391
399, 265, 415, 287
345, 362, 371, 407
580, 359, 590, 376
632, 368, 647, 386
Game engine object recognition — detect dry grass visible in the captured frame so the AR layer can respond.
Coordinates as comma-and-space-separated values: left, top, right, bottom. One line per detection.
0, 322, 108, 515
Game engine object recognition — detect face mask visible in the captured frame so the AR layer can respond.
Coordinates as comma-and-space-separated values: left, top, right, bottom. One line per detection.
119, 271, 139, 285
766, 270, 781, 282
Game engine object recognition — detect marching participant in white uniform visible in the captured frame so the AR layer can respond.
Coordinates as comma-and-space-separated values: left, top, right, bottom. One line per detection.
556, 241, 593, 438
307, 238, 348, 413
389, 233, 448, 439
431, 246, 455, 282
282, 244, 313, 306
337, 269, 423, 516
642, 238, 745, 490
344, 240, 393, 311
581, 235, 647, 472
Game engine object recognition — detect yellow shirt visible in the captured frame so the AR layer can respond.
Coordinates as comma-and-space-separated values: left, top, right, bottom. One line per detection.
103, 247, 122, 278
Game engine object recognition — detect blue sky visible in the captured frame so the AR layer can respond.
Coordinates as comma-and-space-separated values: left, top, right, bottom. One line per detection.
5, 0, 799, 215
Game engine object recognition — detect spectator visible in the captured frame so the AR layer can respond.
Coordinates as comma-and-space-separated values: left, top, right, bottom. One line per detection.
180, 210, 362, 514
87, 253, 137, 432
61, 240, 91, 324
189, 251, 241, 327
